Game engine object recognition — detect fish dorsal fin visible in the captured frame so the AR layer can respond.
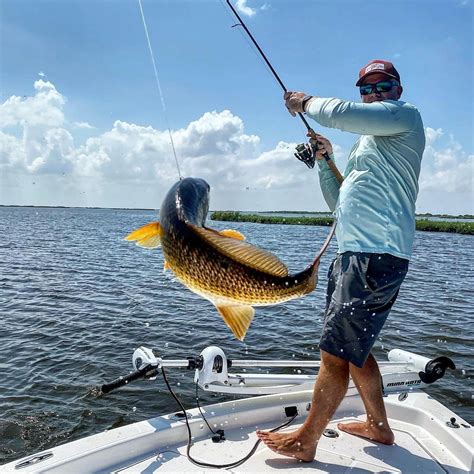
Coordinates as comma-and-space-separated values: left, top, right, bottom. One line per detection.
189, 225, 288, 277
125, 221, 162, 249
216, 304, 255, 341
219, 229, 246, 240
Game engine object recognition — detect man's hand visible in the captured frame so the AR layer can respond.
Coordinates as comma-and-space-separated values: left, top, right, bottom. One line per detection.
308, 132, 333, 160
284, 91, 313, 116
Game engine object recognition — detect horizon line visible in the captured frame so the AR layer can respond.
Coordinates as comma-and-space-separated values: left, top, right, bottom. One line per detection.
0, 205, 472, 219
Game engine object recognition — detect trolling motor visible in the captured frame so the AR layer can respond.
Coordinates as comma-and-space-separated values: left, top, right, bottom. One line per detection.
100, 346, 205, 394
100, 346, 456, 397
388, 349, 456, 384
100, 347, 160, 394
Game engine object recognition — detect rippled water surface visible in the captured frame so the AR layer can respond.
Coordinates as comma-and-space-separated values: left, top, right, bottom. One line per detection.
1, 207, 473, 464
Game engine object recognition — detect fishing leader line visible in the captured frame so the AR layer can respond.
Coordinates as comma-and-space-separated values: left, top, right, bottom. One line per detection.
138, 0, 182, 180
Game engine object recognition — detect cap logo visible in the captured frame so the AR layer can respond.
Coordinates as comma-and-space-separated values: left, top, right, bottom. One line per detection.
365, 63, 385, 73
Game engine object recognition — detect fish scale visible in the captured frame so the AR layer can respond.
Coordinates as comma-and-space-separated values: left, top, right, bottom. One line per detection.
164, 233, 315, 305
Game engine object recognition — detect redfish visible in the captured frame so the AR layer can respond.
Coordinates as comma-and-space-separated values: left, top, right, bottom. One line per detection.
125, 178, 334, 341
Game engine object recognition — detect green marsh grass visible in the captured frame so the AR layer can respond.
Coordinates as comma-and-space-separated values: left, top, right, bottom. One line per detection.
211, 212, 473, 235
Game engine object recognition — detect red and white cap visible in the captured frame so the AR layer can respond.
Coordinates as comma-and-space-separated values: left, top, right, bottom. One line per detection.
356, 60, 401, 86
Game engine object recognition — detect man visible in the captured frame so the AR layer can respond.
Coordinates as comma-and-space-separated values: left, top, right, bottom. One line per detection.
256, 59, 425, 461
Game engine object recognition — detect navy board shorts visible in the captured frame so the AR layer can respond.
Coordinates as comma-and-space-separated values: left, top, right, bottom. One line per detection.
319, 251, 409, 368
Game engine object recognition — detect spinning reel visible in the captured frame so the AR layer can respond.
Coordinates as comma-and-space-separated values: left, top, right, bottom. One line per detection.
294, 140, 318, 169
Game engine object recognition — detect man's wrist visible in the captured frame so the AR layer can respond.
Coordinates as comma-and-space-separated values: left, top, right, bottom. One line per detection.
302, 95, 314, 112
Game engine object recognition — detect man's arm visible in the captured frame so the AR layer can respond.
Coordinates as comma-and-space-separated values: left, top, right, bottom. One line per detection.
317, 154, 341, 212
308, 133, 346, 212
306, 97, 416, 136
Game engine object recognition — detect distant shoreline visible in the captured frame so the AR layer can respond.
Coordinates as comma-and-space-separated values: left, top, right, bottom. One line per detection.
211, 212, 474, 235
1, 205, 472, 220
0, 204, 157, 212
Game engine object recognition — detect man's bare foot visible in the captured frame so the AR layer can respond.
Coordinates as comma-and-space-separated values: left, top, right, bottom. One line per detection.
256, 430, 316, 462
337, 421, 395, 444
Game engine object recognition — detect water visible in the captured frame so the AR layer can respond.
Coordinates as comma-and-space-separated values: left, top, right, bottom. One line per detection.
1, 207, 473, 464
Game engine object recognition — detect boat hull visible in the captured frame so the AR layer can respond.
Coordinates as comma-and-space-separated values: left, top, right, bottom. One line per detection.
3, 389, 472, 473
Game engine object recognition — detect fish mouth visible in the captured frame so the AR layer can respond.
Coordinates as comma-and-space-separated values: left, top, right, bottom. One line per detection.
175, 177, 210, 225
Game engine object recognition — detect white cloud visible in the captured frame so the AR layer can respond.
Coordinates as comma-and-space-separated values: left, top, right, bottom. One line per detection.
419, 127, 473, 195
0, 80, 65, 129
73, 121, 94, 129
1, 80, 472, 213
38, 71, 45, 77
0, 81, 303, 196
236, 0, 257, 17
0, 80, 72, 174
425, 126, 443, 145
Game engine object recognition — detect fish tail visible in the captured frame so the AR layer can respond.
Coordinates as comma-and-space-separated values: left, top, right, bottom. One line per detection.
301, 221, 337, 294
306, 259, 320, 293
311, 220, 337, 267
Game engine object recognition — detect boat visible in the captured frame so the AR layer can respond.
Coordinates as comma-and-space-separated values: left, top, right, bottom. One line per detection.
3, 346, 472, 473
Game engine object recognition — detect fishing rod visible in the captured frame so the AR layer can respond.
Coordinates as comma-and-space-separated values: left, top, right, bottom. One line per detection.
226, 0, 344, 183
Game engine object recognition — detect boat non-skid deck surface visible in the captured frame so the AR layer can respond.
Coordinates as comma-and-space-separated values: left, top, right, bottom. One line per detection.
118, 415, 448, 473
4, 391, 470, 473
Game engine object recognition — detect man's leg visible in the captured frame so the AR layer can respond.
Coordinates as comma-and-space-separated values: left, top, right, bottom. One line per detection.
256, 350, 350, 462
337, 352, 394, 444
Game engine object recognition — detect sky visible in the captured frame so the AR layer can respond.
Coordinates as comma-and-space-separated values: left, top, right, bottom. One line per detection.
1, 0, 473, 214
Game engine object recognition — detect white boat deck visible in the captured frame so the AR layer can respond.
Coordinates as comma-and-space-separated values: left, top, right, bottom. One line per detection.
121, 416, 450, 473
6, 390, 471, 473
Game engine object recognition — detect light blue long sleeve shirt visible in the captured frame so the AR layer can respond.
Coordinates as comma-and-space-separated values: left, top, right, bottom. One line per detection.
306, 97, 425, 260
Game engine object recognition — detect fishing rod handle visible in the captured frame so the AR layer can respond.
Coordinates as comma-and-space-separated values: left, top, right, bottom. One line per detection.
101, 364, 157, 394
326, 158, 344, 184
307, 129, 344, 182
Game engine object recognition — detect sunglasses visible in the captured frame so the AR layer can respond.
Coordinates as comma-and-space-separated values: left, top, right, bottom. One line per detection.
359, 81, 399, 95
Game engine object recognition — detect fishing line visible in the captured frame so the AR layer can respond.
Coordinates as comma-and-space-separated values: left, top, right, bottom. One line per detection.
138, 0, 182, 180
160, 365, 297, 469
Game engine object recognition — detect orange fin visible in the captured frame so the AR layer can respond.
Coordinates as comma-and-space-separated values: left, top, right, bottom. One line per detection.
163, 260, 171, 272
219, 229, 246, 240
190, 224, 288, 277
125, 221, 162, 249
216, 305, 255, 341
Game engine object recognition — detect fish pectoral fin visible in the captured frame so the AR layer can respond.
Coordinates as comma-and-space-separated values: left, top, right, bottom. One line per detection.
219, 229, 246, 240
216, 305, 255, 341
190, 225, 288, 277
125, 221, 162, 249
163, 260, 171, 272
